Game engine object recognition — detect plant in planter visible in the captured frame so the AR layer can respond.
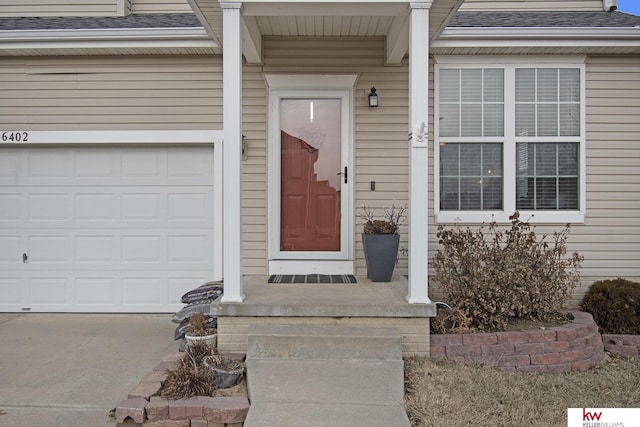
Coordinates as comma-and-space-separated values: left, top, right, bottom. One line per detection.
161, 341, 247, 398
203, 354, 246, 389
185, 312, 217, 350
359, 202, 407, 282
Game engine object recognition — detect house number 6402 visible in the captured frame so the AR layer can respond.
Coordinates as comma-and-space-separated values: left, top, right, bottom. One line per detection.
1, 131, 29, 142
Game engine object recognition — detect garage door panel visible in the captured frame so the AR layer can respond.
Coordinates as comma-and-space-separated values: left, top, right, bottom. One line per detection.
28, 193, 69, 221
168, 150, 211, 177
29, 235, 71, 264
168, 235, 211, 265
0, 235, 23, 265
168, 193, 210, 221
75, 236, 116, 264
122, 150, 164, 178
0, 145, 216, 313
0, 151, 20, 184
0, 277, 22, 308
122, 193, 162, 221
122, 277, 163, 306
0, 194, 21, 221
75, 193, 117, 222
29, 277, 70, 306
75, 277, 117, 306
122, 235, 163, 264
75, 150, 117, 178
27, 150, 70, 180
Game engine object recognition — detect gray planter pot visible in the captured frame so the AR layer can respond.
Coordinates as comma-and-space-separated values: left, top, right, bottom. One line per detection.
362, 233, 400, 282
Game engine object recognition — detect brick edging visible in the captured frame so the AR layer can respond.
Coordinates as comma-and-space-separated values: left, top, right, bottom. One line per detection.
430, 311, 605, 373
115, 353, 249, 427
602, 333, 640, 360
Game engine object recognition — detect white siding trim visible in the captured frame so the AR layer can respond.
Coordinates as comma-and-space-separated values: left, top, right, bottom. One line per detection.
0, 130, 222, 144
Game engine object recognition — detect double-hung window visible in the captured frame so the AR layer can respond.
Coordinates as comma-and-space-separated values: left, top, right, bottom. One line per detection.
435, 57, 585, 223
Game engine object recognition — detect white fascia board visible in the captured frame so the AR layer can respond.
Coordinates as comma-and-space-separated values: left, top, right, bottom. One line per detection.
434, 27, 640, 48
0, 27, 218, 49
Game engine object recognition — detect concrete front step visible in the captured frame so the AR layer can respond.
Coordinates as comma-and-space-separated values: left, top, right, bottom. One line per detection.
244, 401, 411, 427
247, 324, 403, 360
244, 324, 410, 427
246, 358, 405, 404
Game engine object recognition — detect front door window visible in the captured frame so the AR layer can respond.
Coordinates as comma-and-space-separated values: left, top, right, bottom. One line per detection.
280, 99, 341, 252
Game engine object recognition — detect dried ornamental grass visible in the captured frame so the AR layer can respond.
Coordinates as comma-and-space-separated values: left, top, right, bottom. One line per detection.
359, 202, 407, 234
161, 342, 217, 399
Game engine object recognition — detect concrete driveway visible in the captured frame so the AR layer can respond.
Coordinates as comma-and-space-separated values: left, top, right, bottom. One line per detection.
0, 313, 177, 427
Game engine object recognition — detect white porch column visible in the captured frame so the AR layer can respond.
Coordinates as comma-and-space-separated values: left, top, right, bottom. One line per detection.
407, 2, 432, 304
220, 2, 244, 302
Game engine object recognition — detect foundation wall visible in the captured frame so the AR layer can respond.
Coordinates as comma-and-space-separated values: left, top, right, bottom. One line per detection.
217, 316, 430, 357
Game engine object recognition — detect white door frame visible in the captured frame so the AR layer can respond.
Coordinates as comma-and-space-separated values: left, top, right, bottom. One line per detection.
265, 74, 357, 274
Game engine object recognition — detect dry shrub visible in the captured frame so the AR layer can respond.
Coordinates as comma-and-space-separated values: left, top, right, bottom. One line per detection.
186, 312, 216, 336
431, 212, 583, 331
161, 342, 217, 399
581, 278, 640, 334
430, 308, 473, 334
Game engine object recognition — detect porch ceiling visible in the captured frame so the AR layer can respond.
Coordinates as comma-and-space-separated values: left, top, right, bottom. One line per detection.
189, 0, 463, 64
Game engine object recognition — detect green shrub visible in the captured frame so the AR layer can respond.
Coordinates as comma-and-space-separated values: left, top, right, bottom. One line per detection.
431, 212, 583, 331
580, 278, 640, 334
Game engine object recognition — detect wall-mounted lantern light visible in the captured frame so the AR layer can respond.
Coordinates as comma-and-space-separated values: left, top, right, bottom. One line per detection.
368, 87, 378, 108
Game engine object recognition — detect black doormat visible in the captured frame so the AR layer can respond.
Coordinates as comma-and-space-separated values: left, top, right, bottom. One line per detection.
268, 274, 357, 284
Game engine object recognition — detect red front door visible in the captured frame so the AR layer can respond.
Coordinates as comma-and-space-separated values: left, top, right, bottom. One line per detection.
280, 99, 341, 252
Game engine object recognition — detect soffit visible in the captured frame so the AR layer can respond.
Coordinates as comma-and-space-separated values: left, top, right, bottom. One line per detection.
190, 0, 463, 64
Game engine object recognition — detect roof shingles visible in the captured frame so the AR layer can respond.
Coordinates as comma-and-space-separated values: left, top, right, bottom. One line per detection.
0, 13, 202, 31
449, 11, 640, 28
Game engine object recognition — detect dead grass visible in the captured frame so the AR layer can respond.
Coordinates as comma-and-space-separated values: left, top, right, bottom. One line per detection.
404, 356, 640, 427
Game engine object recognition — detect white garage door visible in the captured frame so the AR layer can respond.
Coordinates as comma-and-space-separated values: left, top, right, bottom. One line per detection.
0, 145, 215, 313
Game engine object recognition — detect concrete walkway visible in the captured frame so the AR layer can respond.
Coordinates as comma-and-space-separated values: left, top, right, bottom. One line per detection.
0, 314, 177, 427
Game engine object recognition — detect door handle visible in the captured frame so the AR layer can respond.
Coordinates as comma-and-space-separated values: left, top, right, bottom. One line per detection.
337, 167, 348, 184
22, 253, 28, 263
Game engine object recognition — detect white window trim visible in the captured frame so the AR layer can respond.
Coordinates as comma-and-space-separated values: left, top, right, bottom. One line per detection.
434, 56, 586, 224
